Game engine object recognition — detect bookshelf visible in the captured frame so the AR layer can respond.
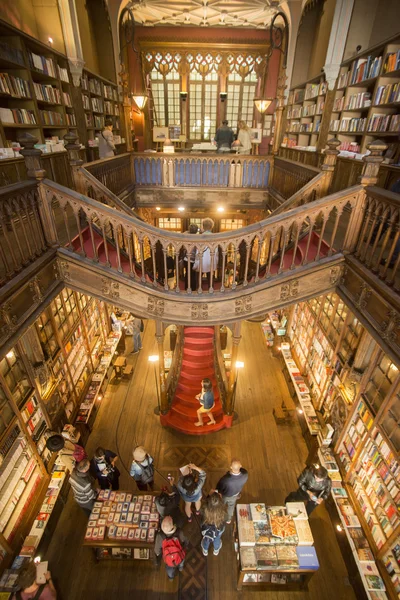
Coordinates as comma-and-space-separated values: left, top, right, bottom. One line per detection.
81, 69, 121, 147
331, 35, 400, 155
0, 23, 78, 150
282, 74, 329, 154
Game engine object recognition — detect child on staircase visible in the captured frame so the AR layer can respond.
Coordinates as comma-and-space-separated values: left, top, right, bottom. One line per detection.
194, 378, 216, 427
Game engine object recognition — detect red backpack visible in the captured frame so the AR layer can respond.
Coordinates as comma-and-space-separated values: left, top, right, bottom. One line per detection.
162, 536, 186, 567
73, 444, 87, 463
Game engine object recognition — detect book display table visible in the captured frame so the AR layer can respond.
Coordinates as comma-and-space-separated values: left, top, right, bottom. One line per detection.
235, 502, 319, 591
83, 491, 158, 562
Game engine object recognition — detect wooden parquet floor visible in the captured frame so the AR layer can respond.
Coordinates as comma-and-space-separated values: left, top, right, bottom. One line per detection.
45, 320, 356, 600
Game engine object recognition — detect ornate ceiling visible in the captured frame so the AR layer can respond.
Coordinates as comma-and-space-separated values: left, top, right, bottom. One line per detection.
126, 0, 284, 28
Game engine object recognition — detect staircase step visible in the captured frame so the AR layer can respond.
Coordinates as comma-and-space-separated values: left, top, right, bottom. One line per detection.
161, 413, 226, 436
170, 401, 223, 421
183, 347, 214, 358
175, 391, 220, 408
183, 337, 214, 345
179, 369, 215, 381
181, 358, 214, 369
184, 327, 214, 336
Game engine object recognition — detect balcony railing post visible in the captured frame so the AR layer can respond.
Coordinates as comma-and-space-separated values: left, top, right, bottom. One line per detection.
225, 321, 242, 417
321, 137, 340, 196
19, 133, 59, 248
342, 189, 367, 253
358, 140, 387, 187
64, 131, 84, 193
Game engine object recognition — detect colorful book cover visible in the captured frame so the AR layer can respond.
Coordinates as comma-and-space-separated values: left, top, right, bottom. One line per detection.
275, 545, 299, 568
250, 503, 267, 521
294, 519, 314, 546
238, 520, 256, 546
296, 546, 319, 569
236, 504, 251, 521
240, 547, 257, 570
285, 502, 308, 520
255, 546, 278, 569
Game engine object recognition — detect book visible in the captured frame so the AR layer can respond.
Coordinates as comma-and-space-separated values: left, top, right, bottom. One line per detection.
296, 546, 319, 569
254, 521, 274, 545
348, 528, 369, 549
294, 519, 314, 546
255, 546, 278, 569
275, 545, 299, 568
271, 573, 287, 584
240, 547, 257, 570
250, 503, 267, 521
285, 502, 308, 520
364, 575, 386, 591
269, 515, 298, 543
236, 504, 251, 521
361, 562, 380, 577
356, 548, 375, 562
238, 520, 256, 546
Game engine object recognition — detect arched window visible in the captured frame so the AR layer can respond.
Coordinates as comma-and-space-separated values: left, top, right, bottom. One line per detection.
148, 52, 181, 127
188, 53, 218, 141
226, 55, 260, 129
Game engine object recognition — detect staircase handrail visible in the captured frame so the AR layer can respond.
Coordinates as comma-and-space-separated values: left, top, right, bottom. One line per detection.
213, 326, 228, 410
166, 326, 184, 406
270, 171, 329, 216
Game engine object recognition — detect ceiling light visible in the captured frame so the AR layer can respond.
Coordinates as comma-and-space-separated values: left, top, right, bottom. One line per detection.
217, 206, 224, 212
178, 206, 185, 212
156, 206, 161, 211
297, 408, 303, 414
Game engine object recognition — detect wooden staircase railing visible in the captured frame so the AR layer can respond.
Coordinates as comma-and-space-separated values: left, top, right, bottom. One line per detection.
166, 326, 184, 408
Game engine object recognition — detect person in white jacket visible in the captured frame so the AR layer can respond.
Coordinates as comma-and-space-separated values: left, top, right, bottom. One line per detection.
98, 119, 116, 159
193, 218, 219, 290
237, 120, 252, 154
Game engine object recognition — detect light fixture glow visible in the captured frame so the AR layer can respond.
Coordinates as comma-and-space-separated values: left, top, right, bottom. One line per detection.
236, 361, 244, 369
178, 206, 185, 212
278, 346, 281, 351
156, 206, 161, 211
148, 355, 159, 363
6, 351, 14, 359
98, 395, 102, 401
48, 37, 53, 45
34, 556, 41, 564
132, 95, 147, 110
217, 206, 225, 213
390, 363, 398, 371
336, 524, 343, 532
254, 98, 273, 114
297, 408, 303, 414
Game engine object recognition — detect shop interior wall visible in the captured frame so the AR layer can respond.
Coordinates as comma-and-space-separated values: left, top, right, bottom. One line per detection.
127, 26, 280, 151
290, 6, 320, 87
344, 0, 400, 61
307, 0, 336, 80
0, 0, 66, 54
84, 0, 116, 82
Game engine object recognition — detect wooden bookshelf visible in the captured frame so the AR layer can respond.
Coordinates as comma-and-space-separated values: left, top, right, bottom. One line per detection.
282, 74, 329, 155
82, 68, 121, 147
330, 34, 400, 156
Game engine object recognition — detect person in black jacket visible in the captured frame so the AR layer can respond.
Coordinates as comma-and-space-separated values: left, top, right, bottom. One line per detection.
285, 464, 332, 515
155, 477, 185, 528
214, 120, 234, 152
215, 459, 248, 524
90, 447, 120, 490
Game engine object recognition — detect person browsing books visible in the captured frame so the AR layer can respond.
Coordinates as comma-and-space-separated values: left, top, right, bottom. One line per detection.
12, 562, 56, 600
285, 464, 332, 515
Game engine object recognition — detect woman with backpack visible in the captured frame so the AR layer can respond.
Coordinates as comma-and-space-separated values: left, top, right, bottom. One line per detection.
154, 516, 188, 580
130, 446, 155, 491
13, 561, 56, 599
177, 463, 206, 522
200, 493, 228, 557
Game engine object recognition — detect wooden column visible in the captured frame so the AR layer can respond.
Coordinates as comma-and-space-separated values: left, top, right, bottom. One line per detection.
225, 321, 242, 421
155, 320, 168, 414
358, 140, 387, 187
64, 131, 84, 192
119, 64, 133, 152
272, 65, 287, 156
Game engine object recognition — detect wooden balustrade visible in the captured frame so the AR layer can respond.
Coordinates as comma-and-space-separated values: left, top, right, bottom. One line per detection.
0, 181, 47, 284
330, 156, 400, 195
166, 326, 184, 406
270, 157, 320, 200
75, 166, 134, 216
354, 186, 400, 291
83, 153, 133, 197
278, 147, 323, 168
42, 178, 364, 297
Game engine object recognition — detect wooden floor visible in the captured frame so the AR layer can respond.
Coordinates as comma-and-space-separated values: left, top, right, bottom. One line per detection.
46, 320, 356, 600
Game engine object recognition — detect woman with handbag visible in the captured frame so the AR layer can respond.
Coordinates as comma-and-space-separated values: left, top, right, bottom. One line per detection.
91, 447, 120, 490
130, 446, 155, 491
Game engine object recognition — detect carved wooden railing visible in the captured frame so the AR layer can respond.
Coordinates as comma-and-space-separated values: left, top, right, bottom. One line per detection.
132, 153, 272, 189
0, 181, 48, 285
74, 166, 135, 216
42, 178, 364, 296
353, 186, 400, 292
214, 326, 228, 410
278, 147, 323, 169
83, 153, 133, 198
270, 171, 330, 216
270, 157, 320, 200
330, 156, 400, 195
166, 326, 184, 406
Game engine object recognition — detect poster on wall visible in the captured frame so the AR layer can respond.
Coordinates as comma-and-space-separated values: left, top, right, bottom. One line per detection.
250, 128, 262, 144
168, 125, 181, 141
153, 127, 169, 142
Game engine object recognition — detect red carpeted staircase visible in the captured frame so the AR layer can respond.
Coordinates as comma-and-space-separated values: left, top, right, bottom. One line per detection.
160, 326, 227, 435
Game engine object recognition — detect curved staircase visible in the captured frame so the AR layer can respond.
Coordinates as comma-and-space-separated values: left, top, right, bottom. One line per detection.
161, 326, 226, 435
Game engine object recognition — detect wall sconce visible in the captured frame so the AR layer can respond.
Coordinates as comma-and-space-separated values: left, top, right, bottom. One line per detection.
131, 93, 147, 115
220, 92, 227, 102
180, 91, 188, 101
48, 37, 53, 47
254, 98, 273, 115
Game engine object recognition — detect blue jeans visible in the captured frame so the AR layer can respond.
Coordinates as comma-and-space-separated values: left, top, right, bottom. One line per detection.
165, 560, 185, 579
201, 529, 223, 553
133, 331, 142, 352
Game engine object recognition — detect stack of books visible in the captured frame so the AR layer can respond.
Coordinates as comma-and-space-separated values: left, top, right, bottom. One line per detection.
28, 52, 56, 77
350, 55, 382, 84
0, 73, 30, 98
383, 50, 400, 74
0, 107, 36, 125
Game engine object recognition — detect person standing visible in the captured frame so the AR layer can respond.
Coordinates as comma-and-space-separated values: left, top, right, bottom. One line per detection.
215, 459, 248, 524
237, 120, 252, 154
98, 119, 116, 159
214, 120, 234, 152
285, 464, 332, 515
129, 316, 143, 354
183, 223, 199, 290
45, 434, 86, 473
193, 218, 218, 290
194, 378, 216, 427
154, 516, 188, 580
69, 459, 97, 516
130, 446, 155, 491
91, 447, 120, 490
155, 477, 185, 528
200, 493, 227, 557
177, 463, 206, 521
12, 562, 57, 600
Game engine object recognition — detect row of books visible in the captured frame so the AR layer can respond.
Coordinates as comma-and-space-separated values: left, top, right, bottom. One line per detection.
63, 92, 72, 107
343, 92, 371, 111
104, 84, 118, 101
382, 543, 400, 596
330, 117, 367, 133
287, 122, 315, 133
58, 65, 69, 83
66, 113, 76, 127
94, 116, 104, 129
92, 97, 104, 113
291, 89, 305, 104
383, 50, 400, 74
367, 113, 400, 133
0, 41, 24, 67
304, 81, 327, 100
374, 83, 400, 106
89, 78, 102, 96
82, 94, 91, 110
0, 73, 30, 98
28, 51, 57, 77
40, 110, 64, 126
349, 55, 383, 85
0, 107, 36, 125
33, 82, 61, 104
104, 100, 119, 115
318, 448, 388, 597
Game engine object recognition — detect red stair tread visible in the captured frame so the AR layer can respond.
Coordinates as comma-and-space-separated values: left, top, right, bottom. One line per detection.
162, 412, 226, 435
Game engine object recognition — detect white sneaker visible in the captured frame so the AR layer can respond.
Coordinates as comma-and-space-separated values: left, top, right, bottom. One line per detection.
201, 546, 208, 556
213, 543, 222, 556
